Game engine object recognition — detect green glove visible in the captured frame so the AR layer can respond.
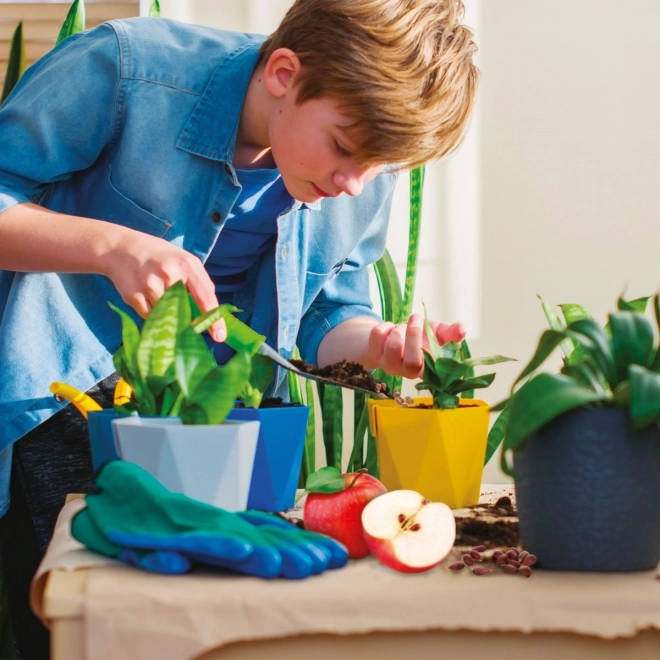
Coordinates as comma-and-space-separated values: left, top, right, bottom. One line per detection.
72, 461, 348, 579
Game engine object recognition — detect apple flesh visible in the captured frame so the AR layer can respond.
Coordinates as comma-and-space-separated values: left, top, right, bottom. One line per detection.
304, 472, 387, 558
362, 490, 456, 573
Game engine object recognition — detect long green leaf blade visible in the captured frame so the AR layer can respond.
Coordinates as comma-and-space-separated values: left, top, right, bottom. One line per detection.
485, 406, 509, 466
373, 249, 403, 325
1, 22, 26, 104
401, 166, 424, 319
559, 303, 593, 325
56, 0, 86, 46
320, 385, 343, 469
175, 327, 215, 398
538, 294, 573, 357
513, 329, 568, 387
149, 0, 161, 17
566, 318, 617, 388
617, 294, 650, 313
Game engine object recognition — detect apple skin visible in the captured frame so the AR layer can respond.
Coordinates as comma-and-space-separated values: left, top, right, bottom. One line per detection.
304, 473, 388, 558
363, 537, 433, 574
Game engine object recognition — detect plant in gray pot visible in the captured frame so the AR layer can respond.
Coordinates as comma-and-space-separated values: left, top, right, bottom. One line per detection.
496, 294, 660, 571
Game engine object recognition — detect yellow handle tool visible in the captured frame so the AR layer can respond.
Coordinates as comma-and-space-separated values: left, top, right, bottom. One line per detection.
114, 378, 132, 407
50, 382, 102, 420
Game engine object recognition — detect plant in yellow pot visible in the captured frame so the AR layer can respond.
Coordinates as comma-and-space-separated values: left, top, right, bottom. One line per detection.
369, 313, 514, 508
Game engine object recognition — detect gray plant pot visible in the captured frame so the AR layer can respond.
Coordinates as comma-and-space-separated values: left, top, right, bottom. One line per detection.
514, 407, 660, 571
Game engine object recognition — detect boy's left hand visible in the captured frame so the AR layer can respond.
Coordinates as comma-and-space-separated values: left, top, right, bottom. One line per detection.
367, 314, 465, 379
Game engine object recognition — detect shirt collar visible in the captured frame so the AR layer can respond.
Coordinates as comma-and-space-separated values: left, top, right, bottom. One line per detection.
176, 38, 264, 163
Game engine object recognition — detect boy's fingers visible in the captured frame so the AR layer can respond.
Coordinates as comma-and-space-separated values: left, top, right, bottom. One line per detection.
185, 269, 226, 342
368, 322, 395, 363
401, 315, 424, 377
435, 321, 466, 346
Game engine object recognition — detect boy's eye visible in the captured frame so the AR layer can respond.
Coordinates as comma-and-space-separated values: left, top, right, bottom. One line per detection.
333, 139, 352, 157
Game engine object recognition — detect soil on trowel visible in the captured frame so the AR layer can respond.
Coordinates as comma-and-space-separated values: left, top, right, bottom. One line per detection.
453, 496, 520, 551
290, 358, 387, 395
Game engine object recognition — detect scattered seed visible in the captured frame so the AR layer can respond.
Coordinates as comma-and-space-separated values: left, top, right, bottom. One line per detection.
447, 562, 465, 571
405, 396, 415, 404
522, 554, 537, 567
472, 545, 487, 553
374, 383, 382, 392
462, 554, 474, 567
469, 550, 482, 561
507, 548, 519, 560
496, 554, 509, 566
378, 393, 388, 399
508, 560, 521, 569
472, 567, 492, 576
518, 566, 532, 578
518, 551, 529, 562
493, 550, 503, 559
502, 564, 518, 574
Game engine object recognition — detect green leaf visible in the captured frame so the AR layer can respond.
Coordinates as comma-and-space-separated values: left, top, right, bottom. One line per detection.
108, 302, 141, 378
136, 281, 191, 379
181, 350, 251, 425
459, 340, 475, 398
174, 326, 216, 398
249, 353, 274, 396
463, 354, 516, 368
501, 373, 608, 475
485, 406, 509, 466
401, 166, 424, 320
191, 303, 239, 334
446, 373, 495, 394
513, 329, 569, 387
422, 302, 443, 361
349, 394, 369, 472
374, 249, 403, 325
1, 22, 26, 104
301, 377, 316, 482
608, 312, 656, 383
222, 314, 266, 357
56, 0, 86, 46
305, 466, 345, 493
566, 318, 617, 388
617, 294, 650, 313
149, 0, 161, 17
538, 295, 574, 357
320, 384, 343, 469
629, 364, 660, 430
559, 303, 593, 325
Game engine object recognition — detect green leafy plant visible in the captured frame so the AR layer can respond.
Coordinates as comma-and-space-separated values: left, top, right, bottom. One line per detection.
149, 0, 162, 18
417, 307, 515, 409
56, 0, 86, 46
111, 281, 261, 425
1, 21, 26, 104
496, 293, 660, 474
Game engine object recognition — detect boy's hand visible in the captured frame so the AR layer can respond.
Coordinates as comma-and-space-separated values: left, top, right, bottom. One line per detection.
367, 314, 466, 379
104, 231, 226, 342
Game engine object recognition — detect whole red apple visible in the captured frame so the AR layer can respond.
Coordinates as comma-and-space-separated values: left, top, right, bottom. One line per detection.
304, 470, 387, 558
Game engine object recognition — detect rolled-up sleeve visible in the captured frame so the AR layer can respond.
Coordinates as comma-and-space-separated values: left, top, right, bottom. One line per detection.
297, 175, 396, 363
0, 24, 121, 214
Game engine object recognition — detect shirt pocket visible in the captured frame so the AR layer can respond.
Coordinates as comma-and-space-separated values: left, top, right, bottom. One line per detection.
302, 259, 347, 310
99, 168, 172, 238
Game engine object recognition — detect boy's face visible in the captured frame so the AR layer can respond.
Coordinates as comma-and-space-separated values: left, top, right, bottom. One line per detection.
269, 95, 385, 204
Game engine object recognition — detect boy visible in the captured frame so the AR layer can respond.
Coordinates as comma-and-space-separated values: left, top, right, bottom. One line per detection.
0, 0, 477, 656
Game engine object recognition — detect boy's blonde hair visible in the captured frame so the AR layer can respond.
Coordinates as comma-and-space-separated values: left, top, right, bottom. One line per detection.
260, 0, 479, 168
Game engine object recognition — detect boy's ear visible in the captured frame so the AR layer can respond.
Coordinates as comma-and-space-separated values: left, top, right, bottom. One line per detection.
263, 48, 302, 99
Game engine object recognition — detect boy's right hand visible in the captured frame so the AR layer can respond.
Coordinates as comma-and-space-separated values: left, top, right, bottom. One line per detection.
103, 230, 226, 342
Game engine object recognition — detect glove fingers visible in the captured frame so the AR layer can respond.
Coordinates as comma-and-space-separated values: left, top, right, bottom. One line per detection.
294, 530, 349, 569
277, 543, 315, 579
187, 544, 283, 579
106, 530, 253, 561
237, 510, 295, 530
118, 549, 191, 574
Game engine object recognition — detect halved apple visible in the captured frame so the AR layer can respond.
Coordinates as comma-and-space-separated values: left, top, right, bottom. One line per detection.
362, 490, 456, 573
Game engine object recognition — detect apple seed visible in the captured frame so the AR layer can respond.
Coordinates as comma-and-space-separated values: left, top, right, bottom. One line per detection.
522, 554, 537, 567
518, 550, 529, 562
518, 566, 532, 578
410, 523, 421, 531
496, 554, 509, 566
472, 545, 487, 553
502, 565, 518, 574
447, 562, 465, 571
508, 559, 521, 569
462, 554, 474, 567
469, 550, 482, 561
472, 567, 492, 576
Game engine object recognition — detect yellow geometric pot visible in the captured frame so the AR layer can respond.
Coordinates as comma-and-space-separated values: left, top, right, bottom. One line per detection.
368, 397, 490, 509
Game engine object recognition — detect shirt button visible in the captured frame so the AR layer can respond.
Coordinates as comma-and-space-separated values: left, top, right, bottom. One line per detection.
224, 164, 232, 176
211, 211, 222, 223
281, 244, 287, 260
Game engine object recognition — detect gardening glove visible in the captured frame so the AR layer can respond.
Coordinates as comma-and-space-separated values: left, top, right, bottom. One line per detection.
72, 461, 348, 579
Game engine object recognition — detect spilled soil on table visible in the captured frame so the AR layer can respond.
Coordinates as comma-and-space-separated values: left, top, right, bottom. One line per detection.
454, 496, 520, 549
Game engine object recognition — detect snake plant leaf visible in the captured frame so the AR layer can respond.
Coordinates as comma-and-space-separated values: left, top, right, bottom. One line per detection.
174, 326, 215, 398
136, 281, 191, 379
628, 364, 660, 430
374, 248, 403, 325
56, 0, 86, 46
459, 340, 475, 399
401, 166, 424, 319
617, 294, 650, 313
349, 397, 370, 472
559, 303, 593, 325
1, 22, 26, 104
566, 318, 617, 388
305, 466, 345, 494
149, 0, 161, 17
108, 302, 141, 378
320, 384, 343, 469
608, 312, 656, 383
446, 373, 495, 394
485, 405, 510, 465
561, 359, 607, 394
249, 353, 274, 396
180, 350, 251, 425
501, 373, 608, 475
303, 377, 316, 477
190, 303, 238, 333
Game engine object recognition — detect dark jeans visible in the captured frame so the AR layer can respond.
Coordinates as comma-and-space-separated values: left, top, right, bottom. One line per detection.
0, 374, 118, 660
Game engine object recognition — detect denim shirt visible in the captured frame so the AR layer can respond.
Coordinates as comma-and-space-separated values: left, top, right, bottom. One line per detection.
0, 18, 395, 515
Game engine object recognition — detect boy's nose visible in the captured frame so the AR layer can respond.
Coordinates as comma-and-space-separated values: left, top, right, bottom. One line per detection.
333, 164, 383, 197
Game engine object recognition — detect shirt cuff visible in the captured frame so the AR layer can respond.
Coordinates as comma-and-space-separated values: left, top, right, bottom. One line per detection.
298, 304, 382, 365
0, 187, 30, 214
